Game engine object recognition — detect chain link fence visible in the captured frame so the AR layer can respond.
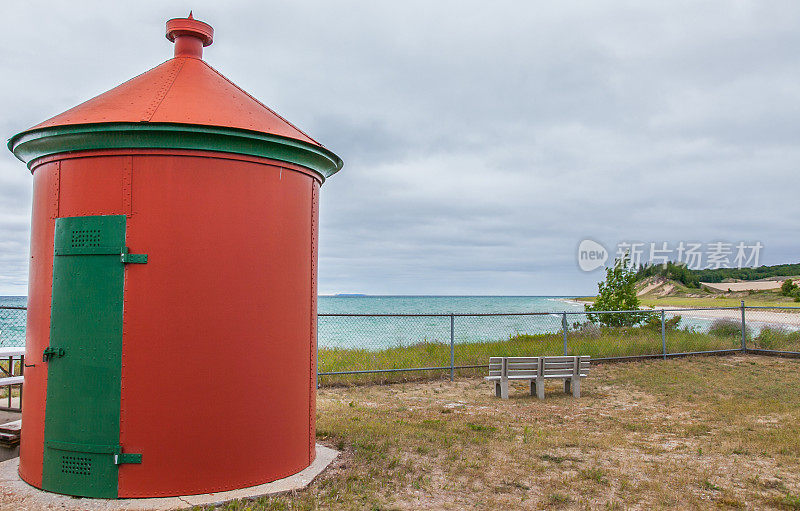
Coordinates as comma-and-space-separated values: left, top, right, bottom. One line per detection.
2, 304, 798, 385
743, 306, 800, 354
0, 307, 26, 347
318, 303, 800, 383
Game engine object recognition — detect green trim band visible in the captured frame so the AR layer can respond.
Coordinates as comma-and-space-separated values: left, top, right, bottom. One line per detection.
8, 122, 343, 180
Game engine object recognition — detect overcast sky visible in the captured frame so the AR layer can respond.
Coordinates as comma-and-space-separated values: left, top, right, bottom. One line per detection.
1, 1, 798, 296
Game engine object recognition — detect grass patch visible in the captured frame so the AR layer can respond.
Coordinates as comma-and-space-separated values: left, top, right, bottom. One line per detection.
773, 493, 800, 510
754, 326, 800, 351
685, 424, 712, 437
548, 493, 572, 506
579, 467, 608, 484
319, 325, 745, 385
466, 422, 496, 433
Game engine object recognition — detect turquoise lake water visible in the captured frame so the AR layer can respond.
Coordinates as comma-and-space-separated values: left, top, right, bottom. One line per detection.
317, 296, 587, 350
0, 295, 585, 348
317, 295, 582, 314
0, 295, 771, 351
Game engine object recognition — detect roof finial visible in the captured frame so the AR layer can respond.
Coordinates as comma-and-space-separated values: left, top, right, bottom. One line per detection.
166, 13, 214, 59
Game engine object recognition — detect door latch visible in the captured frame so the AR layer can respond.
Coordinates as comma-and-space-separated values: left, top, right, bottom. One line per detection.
42, 347, 65, 362
114, 452, 142, 465
121, 247, 148, 264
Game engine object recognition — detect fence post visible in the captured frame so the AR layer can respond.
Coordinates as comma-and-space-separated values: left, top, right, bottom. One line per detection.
450, 314, 455, 381
661, 310, 666, 360
740, 300, 746, 353
562, 312, 568, 356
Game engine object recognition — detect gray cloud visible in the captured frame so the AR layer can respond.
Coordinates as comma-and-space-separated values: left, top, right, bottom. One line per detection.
1, 1, 798, 296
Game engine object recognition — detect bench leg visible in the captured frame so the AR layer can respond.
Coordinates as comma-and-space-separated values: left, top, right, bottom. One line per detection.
530, 380, 536, 396
500, 380, 509, 400
536, 376, 544, 399
572, 377, 581, 398
494, 380, 509, 399
564, 379, 571, 394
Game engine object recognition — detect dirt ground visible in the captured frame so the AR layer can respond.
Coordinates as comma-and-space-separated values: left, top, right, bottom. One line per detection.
236, 355, 800, 510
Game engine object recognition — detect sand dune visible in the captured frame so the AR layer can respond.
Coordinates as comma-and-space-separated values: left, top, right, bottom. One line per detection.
700, 281, 786, 292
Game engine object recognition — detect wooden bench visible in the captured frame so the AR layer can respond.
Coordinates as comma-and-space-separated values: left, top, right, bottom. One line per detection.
0, 346, 24, 412
485, 356, 590, 399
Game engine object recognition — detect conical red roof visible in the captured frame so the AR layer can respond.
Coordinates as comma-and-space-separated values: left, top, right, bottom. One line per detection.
10, 14, 342, 177
31, 50, 320, 147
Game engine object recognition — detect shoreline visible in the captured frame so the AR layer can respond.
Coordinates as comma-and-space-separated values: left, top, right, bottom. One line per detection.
562, 298, 800, 327
652, 306, 800, 327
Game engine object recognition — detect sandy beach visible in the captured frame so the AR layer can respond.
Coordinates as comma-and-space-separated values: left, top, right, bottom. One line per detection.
653, 306, 800, 327
564, 299, 800, 327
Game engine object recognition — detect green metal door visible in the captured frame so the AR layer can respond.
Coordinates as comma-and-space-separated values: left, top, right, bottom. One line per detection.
42, 215, 143, 498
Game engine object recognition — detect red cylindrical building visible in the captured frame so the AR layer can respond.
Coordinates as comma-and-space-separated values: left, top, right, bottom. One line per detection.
7, 14, 342, 499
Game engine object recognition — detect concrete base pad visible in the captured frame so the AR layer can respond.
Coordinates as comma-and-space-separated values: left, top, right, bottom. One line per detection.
0, 444, 338, 510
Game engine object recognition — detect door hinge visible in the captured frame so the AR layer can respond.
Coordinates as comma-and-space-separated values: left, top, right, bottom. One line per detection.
42, 346, 65, 362
114, 452, 142, 465
121, 247, 148, 264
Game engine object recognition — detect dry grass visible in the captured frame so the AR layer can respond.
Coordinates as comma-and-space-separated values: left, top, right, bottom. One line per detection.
204, 355, 800, 510
318, 327, 746, 386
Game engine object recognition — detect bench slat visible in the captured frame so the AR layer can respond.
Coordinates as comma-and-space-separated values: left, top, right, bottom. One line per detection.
542, 364, 590, 370
489, 370, 539, 376
543, 371, 589, 377
544, 361, 590, 366
492, 368, 590, 376
0, 376, 23, 386
485, 375, 549, 381
490, 365, 553, 371
486, 373, 589, 381
542, 356, 589, 363
542, 368, 590, 374
489, 357, 539, 365
544, 364, 590, 370
506, 363, 540, 370
492, 362, 588, 368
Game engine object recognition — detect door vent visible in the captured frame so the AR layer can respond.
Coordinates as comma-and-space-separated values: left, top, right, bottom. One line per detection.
70, 229, 102, 248
61, 455, 92, 475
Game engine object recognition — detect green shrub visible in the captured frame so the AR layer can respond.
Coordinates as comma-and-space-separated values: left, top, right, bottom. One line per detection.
754, 327, 800, 350
642, 314, 682, 331
586, 255, 647, 327
636, 261, 700, 288
708, 319, 751, 338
